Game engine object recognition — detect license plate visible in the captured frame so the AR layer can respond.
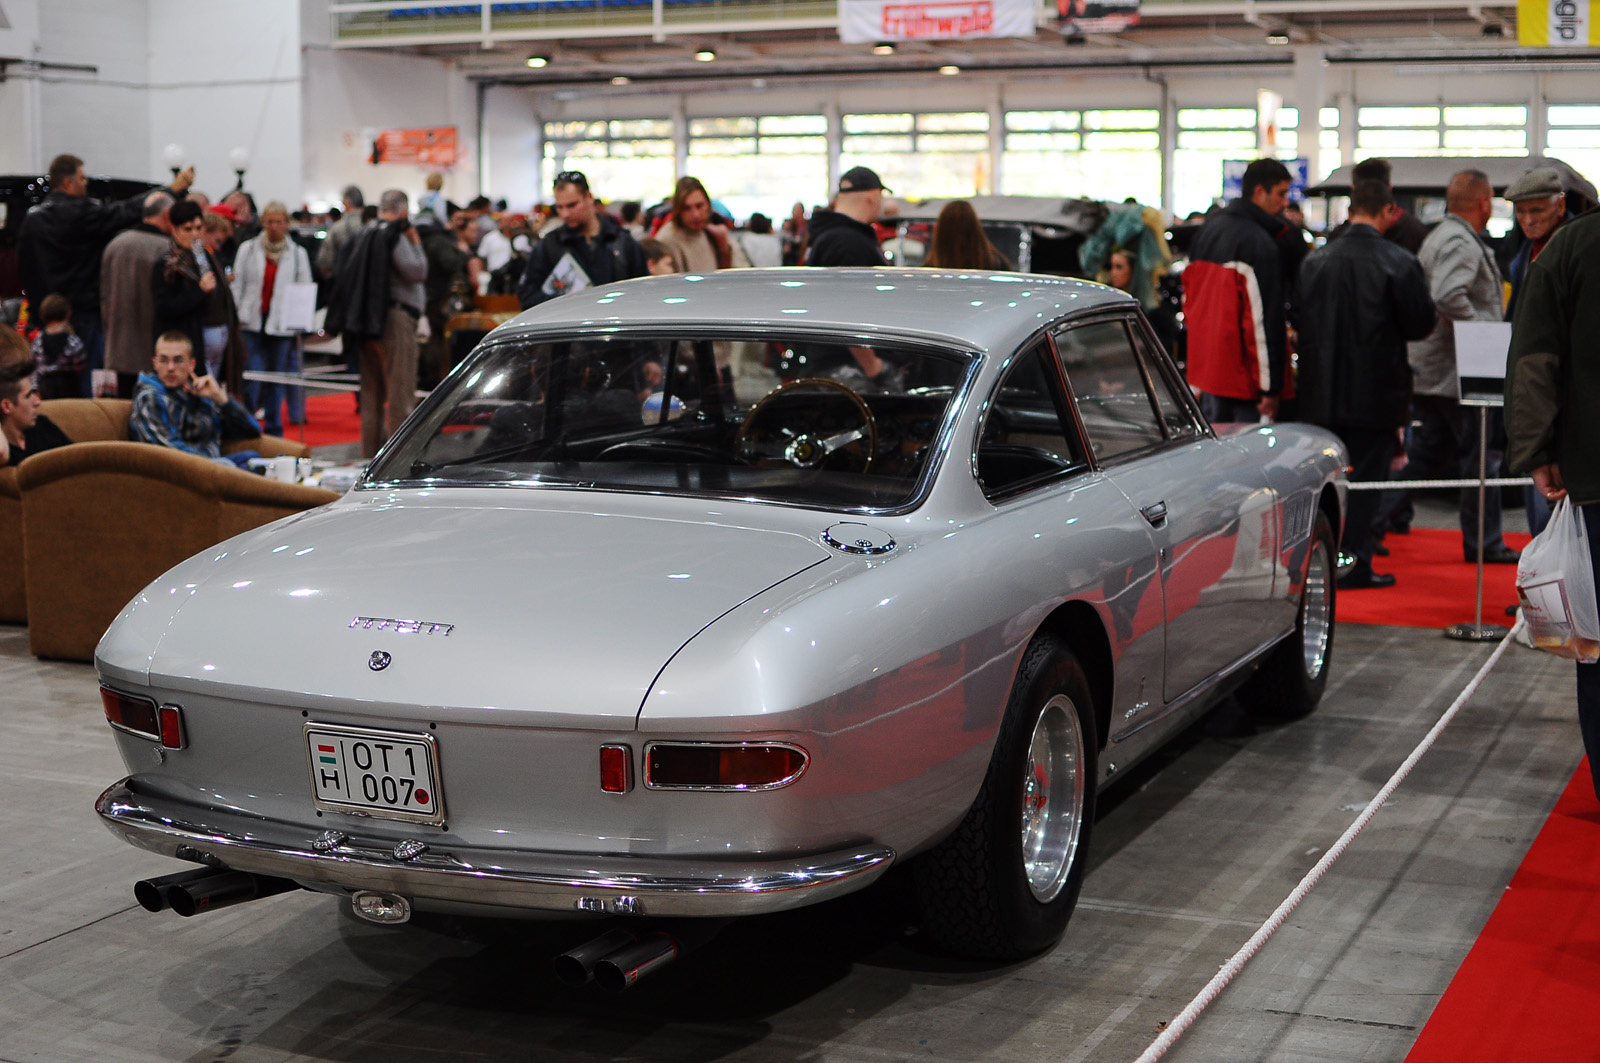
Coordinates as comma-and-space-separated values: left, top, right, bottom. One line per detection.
305, 723, 445, 825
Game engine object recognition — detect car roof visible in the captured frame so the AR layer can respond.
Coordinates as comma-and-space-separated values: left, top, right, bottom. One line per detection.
1307, 154, 1599, 201
891, 195, 1107, 234
497, 267, 1135, 355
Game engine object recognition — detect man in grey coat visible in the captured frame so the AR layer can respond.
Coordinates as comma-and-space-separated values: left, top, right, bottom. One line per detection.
1373, 169, 1518, 564
318, 185, 369, 389
100, 190, 175, 398
359, 189, 428, 458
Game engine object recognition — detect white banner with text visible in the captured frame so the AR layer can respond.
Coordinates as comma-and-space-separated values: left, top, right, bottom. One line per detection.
838, 0, 1038, 43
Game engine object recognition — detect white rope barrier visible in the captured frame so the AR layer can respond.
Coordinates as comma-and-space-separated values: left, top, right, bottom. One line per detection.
1346, 477, 1531, 491
1130, 618, 1526, 1063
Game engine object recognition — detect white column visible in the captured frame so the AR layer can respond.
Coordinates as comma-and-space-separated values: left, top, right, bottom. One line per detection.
1157, 76, 1175, 219
1530, 73, 1548, 159
987, 86, 1003, 196
825, 95, 842, 194
1293, 45, 1326, 176
673, 95, 689, 181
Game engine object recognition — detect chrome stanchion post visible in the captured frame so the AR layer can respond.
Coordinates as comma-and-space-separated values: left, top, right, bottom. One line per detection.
295, 331, 306, 447
1445, 401, 1509, 641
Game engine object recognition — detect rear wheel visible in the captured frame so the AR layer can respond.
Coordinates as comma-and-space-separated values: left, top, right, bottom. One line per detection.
1240, 512, 1336, 721
913, 633, 1097, 960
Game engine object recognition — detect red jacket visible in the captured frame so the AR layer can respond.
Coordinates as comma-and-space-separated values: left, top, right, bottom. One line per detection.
1182, 198, 1297, 401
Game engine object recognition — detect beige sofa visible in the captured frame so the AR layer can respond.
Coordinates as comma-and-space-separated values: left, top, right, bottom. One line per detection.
9, 398, 338, 661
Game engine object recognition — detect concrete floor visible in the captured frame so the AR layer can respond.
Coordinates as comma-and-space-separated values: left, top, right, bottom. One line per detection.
0, 579, 1580, 1061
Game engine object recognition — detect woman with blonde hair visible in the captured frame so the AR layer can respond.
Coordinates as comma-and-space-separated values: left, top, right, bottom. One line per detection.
231, 200, 315, 435
924, 200, 1011, 271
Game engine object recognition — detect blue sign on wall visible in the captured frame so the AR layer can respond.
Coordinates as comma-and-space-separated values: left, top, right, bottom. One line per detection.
1222, 157, 1310, 203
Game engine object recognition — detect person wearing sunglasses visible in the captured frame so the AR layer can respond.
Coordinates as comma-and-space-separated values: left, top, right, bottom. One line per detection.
516, 170, 649, 310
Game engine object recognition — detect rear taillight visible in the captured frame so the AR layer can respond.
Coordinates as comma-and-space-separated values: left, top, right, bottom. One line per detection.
101, 687, 185, 749
599, 744, 633, 794
644, 742, 808, 791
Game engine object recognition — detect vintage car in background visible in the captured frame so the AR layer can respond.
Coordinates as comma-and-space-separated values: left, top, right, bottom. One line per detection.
882, 194, 1109, 275
95, 268, 1346, 986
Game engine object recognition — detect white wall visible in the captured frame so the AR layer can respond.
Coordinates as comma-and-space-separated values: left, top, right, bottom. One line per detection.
0, 0, 44, 173
0, 0, 302, 204
483, 84, 542, 211
147, 0, 304, 206
302, 47, 478, 213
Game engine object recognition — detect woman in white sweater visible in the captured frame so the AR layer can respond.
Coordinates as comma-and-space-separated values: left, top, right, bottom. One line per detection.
231, 201, 315, 435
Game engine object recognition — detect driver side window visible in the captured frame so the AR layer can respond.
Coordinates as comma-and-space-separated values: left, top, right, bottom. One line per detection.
976, 342, 1088, 499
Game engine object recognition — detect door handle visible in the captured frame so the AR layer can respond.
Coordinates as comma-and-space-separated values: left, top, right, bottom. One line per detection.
1140, 501, 1168, 526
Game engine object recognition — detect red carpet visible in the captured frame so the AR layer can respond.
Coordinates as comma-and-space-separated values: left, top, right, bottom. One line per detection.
272, 392, 361, 450
1337, 528, 1533, 630
1405, 763, 1600, 1063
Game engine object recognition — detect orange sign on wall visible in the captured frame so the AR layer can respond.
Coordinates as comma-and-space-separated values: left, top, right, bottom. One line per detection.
371, 127, 458, 167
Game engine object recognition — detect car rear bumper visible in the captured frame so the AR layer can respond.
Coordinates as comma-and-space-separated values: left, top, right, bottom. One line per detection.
96, 778, 895, 918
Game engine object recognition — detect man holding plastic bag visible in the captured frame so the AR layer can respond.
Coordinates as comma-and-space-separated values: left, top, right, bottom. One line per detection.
1505, 203, 1600, 799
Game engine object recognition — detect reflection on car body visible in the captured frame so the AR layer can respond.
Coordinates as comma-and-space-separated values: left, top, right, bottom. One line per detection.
94, 267, 1347, 978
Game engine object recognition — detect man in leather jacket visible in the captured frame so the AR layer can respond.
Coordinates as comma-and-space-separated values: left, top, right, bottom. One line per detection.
17, 153, 193, 394
1296, 179, 1438, 589
517, 171, 647, 310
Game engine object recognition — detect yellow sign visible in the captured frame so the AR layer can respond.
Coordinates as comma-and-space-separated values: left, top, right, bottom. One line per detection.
1519, 0, 1599, 45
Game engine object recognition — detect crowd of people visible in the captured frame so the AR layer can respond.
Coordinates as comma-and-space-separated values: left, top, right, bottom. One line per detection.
1179, 154, 1591, 593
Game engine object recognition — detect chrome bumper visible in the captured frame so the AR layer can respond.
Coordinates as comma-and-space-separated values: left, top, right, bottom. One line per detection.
96, 779, 895, 918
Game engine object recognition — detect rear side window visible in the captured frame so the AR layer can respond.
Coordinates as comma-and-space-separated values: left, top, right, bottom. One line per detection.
976, 342, 1088, 498
1055, 318, 1167, 462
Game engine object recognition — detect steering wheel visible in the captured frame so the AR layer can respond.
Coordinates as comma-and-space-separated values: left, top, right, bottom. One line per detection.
736, 377, 879, 474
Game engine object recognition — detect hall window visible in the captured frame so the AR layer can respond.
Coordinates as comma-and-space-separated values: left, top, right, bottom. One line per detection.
1355, 105, 1527, 160
686, 114, 828, 222
542, 119, 674, 206
1278, 106, 1344, 182
841, 111, 991, 199
1173, 108, 1258, 218
1002, 108, 1159, 207
1548, 105, 1600, 197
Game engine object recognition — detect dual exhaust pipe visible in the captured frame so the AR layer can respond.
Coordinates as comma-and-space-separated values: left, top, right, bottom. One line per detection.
135, 868, 717, 991
134, 866, 300, 917
555, 921, 726, 992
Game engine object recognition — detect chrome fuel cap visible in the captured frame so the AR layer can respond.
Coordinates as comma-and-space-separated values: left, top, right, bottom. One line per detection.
821, 522, 896, 556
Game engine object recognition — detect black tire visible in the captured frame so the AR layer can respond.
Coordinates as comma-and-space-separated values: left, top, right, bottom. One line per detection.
1239, 511, 1337, 721
912, 633, 1097, 960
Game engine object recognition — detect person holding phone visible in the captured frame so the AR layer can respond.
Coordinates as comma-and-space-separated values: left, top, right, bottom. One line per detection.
129, 331, 262, 467
152, 200, 248, 399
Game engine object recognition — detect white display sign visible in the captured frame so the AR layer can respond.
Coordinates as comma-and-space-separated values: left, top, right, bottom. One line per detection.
1455, 321, 1513, 382
279, 283, 318, 333
838, 0, 1037, 43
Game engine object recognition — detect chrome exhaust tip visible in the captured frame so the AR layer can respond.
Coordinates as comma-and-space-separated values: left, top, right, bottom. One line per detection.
553, 927, 640, 987
593, 932, 681, 993
133, 867, 222, 913
167, 871, 299, 917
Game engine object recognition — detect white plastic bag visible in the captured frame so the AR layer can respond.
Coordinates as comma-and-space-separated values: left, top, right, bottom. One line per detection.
1516, 498, 1600, 662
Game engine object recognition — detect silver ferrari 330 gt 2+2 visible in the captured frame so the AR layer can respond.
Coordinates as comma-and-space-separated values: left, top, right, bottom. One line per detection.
96, 268, 1346, 981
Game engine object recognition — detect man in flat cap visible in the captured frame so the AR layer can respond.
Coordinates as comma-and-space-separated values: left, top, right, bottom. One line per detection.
805, 167, 891, 268
1504, 187, 1600, 800
1506, 166, 1578, 536
1506, 167, 1572, 320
